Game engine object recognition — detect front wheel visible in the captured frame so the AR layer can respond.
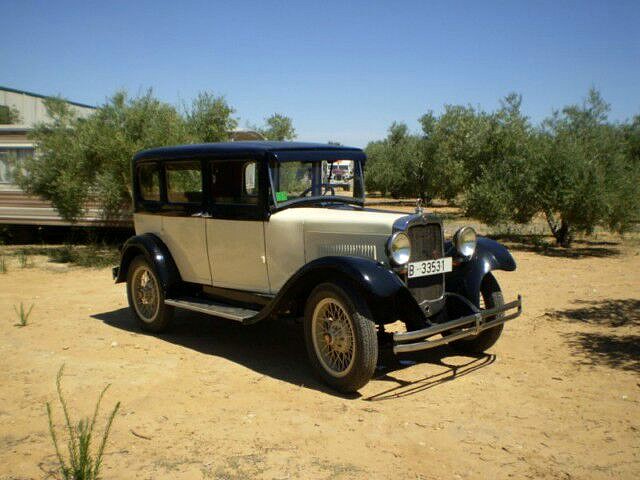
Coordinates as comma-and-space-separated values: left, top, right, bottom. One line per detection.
449, 273, 505, 354
304, 282, 378, 393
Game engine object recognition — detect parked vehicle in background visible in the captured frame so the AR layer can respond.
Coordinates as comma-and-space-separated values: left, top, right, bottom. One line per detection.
113, 142, 522, 392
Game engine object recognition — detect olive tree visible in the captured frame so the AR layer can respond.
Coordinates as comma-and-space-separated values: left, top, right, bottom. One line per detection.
17, 98, 94, 220
185, 92, 237, 143
463, 94, 539, 225
622, 115, 640, 166
423, 105, 495, 202
364, 122, 426, 199
465, 89, 640, 246
535, 90, 640, 245
258, 113, 296, 141
19, 89, 237, 222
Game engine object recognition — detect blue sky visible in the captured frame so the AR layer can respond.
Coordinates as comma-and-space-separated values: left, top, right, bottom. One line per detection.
2, 0, 639, 147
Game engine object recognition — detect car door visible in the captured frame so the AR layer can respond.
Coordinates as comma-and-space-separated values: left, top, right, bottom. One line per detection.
205, 159, 270, 293
158, 160, 212, 285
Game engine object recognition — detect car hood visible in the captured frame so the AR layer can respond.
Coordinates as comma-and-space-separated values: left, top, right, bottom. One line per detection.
269, 207, 409, 265
271, 206, 406, 234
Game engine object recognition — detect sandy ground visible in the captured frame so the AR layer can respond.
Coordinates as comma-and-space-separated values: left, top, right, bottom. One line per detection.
1, 236, 639, 479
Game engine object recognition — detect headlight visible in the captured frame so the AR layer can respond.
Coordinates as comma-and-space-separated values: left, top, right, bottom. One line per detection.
388, 232, 411, 265
454, 226, 477, 258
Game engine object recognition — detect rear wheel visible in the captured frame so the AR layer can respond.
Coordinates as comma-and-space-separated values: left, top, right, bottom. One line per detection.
126, 255, 174, 333
303, 282, 378, 393
450, 273, 504, 354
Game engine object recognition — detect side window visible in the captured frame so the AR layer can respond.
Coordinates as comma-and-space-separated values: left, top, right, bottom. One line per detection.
138, 163, 160, 201
166, 161, 203, 204
211, 160, 258, 205
244, 162, 258, 196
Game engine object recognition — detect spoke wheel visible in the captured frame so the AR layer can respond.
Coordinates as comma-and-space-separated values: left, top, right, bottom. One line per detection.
126, 255, 174, 333
304, 282, 378, 393
311, 298, 356, 378
132, 265, 160, 322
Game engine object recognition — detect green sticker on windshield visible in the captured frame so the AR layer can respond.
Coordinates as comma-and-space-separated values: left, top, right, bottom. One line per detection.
276, 191, 288, 202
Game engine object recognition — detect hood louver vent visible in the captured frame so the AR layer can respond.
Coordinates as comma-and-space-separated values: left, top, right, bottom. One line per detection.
317, 243, 377, 260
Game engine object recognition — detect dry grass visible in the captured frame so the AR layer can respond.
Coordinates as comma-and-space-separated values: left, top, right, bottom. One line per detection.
0, 244, 120, 269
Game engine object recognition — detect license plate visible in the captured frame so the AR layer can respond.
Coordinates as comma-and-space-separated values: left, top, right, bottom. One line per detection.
408, 257, 452, 279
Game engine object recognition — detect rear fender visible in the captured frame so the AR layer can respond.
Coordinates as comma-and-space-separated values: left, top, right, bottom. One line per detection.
115, 234, 181, 292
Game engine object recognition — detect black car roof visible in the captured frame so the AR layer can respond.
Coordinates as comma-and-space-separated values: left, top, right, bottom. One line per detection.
133, 141, 365, 163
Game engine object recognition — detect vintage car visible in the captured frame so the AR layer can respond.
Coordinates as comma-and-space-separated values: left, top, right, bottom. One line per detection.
113, 142, 522, 392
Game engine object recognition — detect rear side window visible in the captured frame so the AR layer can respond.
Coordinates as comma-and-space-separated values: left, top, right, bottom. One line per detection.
138, 163, 160, 201
166, 161, 203, 204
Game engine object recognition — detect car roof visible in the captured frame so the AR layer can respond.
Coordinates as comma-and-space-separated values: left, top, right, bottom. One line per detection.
133, 141, 365, 163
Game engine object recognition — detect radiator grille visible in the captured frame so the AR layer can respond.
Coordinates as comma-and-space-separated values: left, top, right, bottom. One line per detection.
406, 223, 444, 303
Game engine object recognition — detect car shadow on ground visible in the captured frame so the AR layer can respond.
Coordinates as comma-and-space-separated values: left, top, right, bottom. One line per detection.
546, 298, 640, 372
365, 349, 495, 401
92, 308, 495, 399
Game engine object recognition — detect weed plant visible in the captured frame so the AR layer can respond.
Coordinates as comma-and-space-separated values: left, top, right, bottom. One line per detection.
46, 366, 121, 480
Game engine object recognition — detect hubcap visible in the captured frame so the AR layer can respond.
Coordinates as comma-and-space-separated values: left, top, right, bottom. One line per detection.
132, 266, 159, 322
311, 298, 356, 377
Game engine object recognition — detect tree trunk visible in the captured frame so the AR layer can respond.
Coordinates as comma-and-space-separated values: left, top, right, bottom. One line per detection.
419, 192, 432, 206
544, 210, 573, 247
553, 220, 573, 247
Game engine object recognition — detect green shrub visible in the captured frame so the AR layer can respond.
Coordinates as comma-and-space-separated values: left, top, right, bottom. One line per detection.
46, 365, 121, 480
13, 302, 33, 327
50, 244, 75, 264
17, 251, 32, 268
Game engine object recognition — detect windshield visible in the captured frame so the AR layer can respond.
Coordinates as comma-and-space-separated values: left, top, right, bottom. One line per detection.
269, 158, 364, 207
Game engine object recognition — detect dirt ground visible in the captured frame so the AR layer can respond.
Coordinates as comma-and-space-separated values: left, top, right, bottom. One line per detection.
1, 231, 639, 479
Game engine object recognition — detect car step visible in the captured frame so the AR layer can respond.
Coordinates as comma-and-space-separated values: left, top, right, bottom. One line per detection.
165, 297, 260, 323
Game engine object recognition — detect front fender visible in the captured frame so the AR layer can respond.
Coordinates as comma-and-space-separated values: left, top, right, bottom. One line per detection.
261, 256, 406, 323
445, 236, 516, 307
115, 233, 181, 292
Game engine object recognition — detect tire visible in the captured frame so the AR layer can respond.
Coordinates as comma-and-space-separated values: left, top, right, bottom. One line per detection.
303, 282, 378, 393
126, 255, 174, 333
450, 273, 504, 354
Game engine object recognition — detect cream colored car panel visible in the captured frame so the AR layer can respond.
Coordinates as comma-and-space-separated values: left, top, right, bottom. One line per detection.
206, 219, 270, 293
159, 216, 212, 285
264, 210, 305, 293
133, 212, 161, 237
134, 212, 212, 284
265, 208, 403, 293
138, 207, 403, 295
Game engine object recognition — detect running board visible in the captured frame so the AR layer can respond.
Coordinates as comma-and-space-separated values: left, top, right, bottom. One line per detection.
165, 297, 260, 323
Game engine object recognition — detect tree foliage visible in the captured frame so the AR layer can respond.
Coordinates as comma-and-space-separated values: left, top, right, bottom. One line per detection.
185, 92, 237, 143
19, 90, 237, 221
366, 89, 640, 246
365, 122, 429, 199
258, 113, 296, 141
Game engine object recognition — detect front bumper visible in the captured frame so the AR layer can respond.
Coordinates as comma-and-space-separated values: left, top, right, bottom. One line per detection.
393, 294, 522, 354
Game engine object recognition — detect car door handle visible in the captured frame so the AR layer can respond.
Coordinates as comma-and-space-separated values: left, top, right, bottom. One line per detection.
191, 212, 212, 218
